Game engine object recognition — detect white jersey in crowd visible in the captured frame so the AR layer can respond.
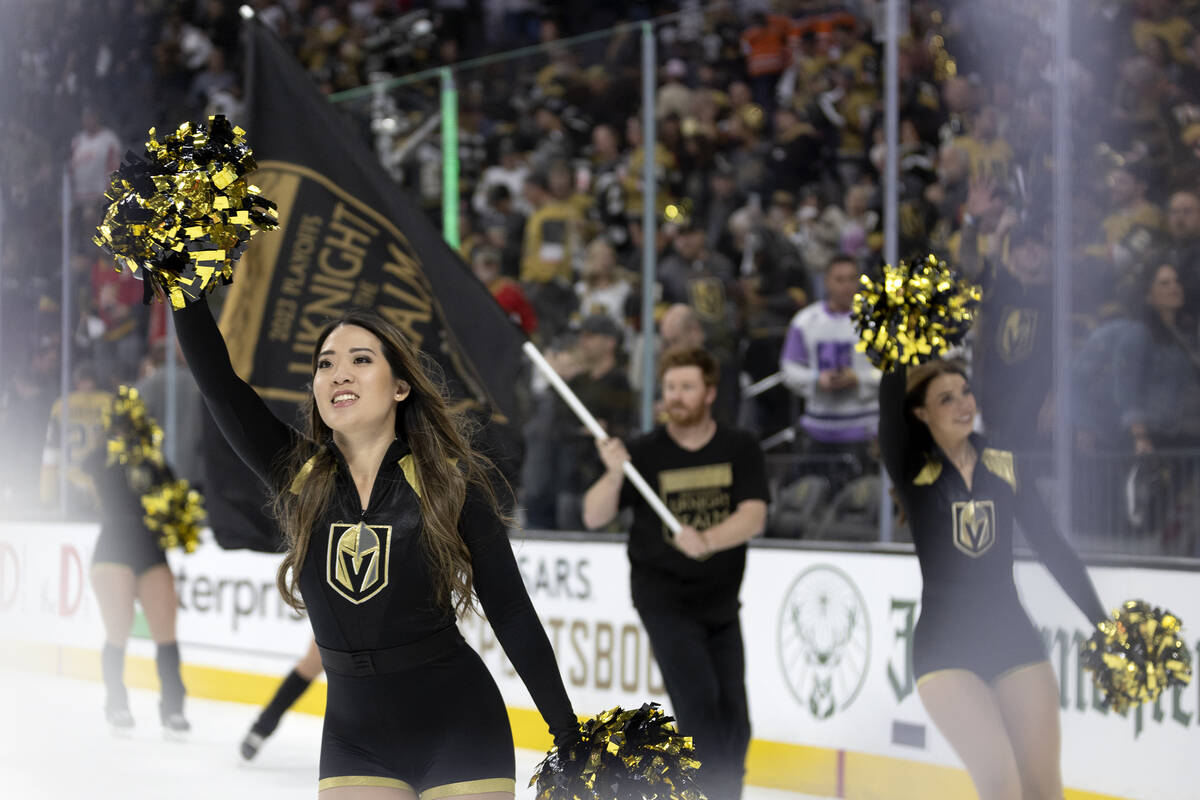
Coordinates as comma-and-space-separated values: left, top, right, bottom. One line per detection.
779, 301, 881, 444
69, 127, 122, 203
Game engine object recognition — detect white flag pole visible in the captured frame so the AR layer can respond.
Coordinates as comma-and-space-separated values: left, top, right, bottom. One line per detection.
522, 341, 682, 536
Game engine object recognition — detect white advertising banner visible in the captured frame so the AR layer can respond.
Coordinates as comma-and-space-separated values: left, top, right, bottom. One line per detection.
0, 523, 312, 671
3, 522, 1197, 799
475, 538, 1198, 800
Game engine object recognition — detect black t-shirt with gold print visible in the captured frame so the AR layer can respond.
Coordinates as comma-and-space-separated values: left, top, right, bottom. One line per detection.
619, 424, 769, 620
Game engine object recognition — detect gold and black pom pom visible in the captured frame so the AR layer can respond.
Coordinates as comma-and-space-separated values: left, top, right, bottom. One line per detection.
104, 385, 164, 468
142, 479, 206, 553
1082, 600, 1192, 714
531, 703, 706, 800
104, 386, 206, 553
93, 115, 279, 309
852, 254, 982, 372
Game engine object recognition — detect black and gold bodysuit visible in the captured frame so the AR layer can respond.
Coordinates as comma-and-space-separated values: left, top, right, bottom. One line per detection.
879, 368, 1107, 684
174, 299, 576, 797
85, 447, 170, 576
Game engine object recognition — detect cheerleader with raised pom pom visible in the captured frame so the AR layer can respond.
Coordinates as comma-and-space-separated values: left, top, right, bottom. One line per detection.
857, 256, 1189, 800
94, 115, 704, 799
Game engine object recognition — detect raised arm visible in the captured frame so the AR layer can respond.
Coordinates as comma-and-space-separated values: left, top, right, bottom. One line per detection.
582, 436, 629, 530
460, 486, 578, 740
171, 297, 296, 487
877, 366, 910, 485
1013, 470, 1107, 625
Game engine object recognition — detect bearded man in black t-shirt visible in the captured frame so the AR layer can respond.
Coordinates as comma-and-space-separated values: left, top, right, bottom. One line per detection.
582, 346, 769, 800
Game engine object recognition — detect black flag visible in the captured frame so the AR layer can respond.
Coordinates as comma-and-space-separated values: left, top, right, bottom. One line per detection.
205, 18, 526, 550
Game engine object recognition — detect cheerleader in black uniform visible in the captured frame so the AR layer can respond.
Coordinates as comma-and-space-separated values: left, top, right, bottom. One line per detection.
85, 445, 189, 733
879, 360, 1108, 800
172, 297, 578, 799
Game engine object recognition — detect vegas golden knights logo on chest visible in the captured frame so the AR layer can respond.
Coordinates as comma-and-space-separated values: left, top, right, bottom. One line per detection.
327, 522, 392, 604
688, 278, 726, 321
952, 500, 996, 558
998, 307, 1037, 364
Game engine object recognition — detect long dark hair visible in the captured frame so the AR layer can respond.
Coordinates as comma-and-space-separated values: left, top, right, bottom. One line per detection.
903, 359, 970, 453
1135, 261, 1184, 344
272, 310, 511, 614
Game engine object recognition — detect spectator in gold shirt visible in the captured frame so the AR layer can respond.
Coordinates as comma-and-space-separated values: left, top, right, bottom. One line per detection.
952, 106, 1013, 185
1099, 164, 1165, 251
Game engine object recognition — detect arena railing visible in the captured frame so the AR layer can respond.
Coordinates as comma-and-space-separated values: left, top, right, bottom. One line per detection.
19, 1, 1194, 570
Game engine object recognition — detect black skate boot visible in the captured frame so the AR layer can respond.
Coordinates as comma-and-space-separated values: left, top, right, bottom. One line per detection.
102, 643, 133, 734
156, 642, 190, 738
238, 668, 314, 760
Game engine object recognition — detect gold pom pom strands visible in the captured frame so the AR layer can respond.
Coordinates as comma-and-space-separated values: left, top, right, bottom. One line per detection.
104, 386, 206, 553
142, 479, 206, 553
93, 115, 279, 309
1082, 600, 1192, 714
103, 385, 164, 468
852, 254, 982, 372
531, 703, 706, 800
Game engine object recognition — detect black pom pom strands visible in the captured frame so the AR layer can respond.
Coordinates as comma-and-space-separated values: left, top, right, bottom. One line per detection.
1082, 600, 1192, 714
93, 115, 279, 309
531, 703, 706, 800
852, 254, 981, 372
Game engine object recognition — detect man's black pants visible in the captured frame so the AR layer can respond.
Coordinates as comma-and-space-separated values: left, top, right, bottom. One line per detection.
637, 605, 751, 800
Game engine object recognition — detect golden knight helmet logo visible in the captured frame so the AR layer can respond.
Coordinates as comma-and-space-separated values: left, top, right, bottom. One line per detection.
327, 522, 391, 604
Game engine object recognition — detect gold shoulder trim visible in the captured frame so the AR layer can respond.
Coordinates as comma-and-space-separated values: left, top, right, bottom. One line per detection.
397, 455, 460, 500
399, 453, 421, 499
913, 458, 942, 486
981, 447, 1018, 492
288, 453, 322, 495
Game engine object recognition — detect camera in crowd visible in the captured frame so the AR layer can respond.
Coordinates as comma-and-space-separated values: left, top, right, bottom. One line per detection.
363, 9, 438, 74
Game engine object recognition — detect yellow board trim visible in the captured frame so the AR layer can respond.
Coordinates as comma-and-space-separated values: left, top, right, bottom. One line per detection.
421, 778, 516, 799
1, 643, 1128, 800
2, 642, 327, 717
319, 775, 415, 792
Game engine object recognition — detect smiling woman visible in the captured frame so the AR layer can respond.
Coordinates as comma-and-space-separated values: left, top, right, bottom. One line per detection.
878, 360, 1109, 800
171, 297, 579, 800
317, 329, 410, 418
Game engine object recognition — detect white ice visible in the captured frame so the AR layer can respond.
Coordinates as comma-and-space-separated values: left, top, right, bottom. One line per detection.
0, 668, 828, 800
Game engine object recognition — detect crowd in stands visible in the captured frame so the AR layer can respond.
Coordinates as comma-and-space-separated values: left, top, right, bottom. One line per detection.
3, 0, 1200, 554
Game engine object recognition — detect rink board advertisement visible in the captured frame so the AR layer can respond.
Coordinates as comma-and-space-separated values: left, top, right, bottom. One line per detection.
0, 523, 313, 671
1, 522, 1192, 799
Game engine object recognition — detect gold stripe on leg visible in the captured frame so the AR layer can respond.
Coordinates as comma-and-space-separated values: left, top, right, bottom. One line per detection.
420, 778, 516, 799
915, 667, 976, 688
319, 775, 416, 792
991, 659, 1051, 685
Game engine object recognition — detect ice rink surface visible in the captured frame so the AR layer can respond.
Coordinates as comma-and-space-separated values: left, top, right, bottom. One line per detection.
0, 669, 829, 799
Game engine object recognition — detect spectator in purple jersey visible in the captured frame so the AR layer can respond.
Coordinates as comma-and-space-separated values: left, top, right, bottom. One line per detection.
780, 254, 881, 483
